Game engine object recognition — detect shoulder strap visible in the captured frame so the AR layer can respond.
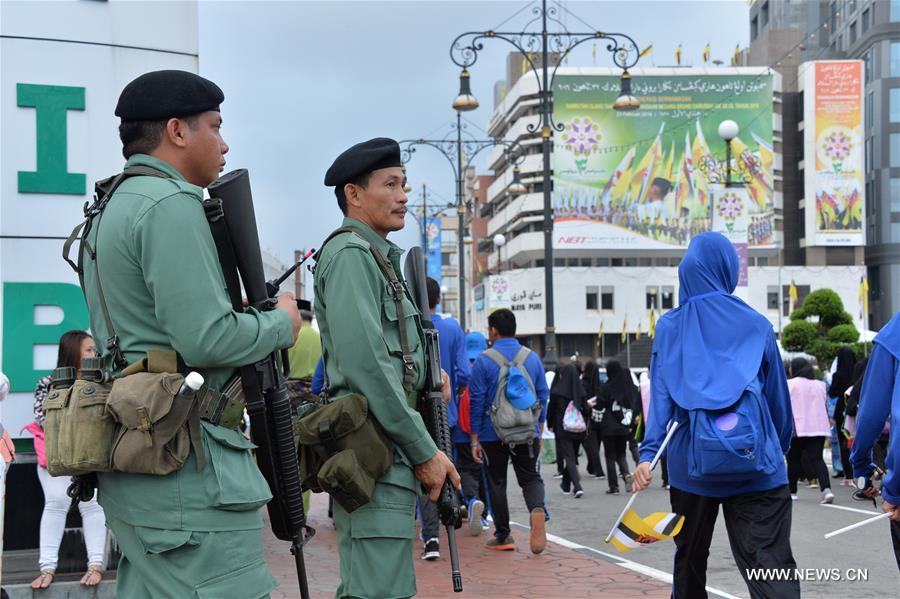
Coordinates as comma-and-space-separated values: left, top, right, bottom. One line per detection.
483, 348, 507, 368
318, 226, 416, 393
512, 347, 531, 367
63, 165, 171, 370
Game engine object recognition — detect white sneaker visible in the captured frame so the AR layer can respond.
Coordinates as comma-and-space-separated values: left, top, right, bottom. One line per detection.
790, 494, 799, 501
820, 489, 834, 504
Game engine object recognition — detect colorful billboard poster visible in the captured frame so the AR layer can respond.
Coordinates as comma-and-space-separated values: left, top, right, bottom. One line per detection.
800, 61, 865, 246
551, 68, 775, 250
711, 185, 750, 299
424, 217, 442, 284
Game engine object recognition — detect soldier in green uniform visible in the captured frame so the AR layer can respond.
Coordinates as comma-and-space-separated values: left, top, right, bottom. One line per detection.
83, 70, 302, 597
316, 138, 461, 598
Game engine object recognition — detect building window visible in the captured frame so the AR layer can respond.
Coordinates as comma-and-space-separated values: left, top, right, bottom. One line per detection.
670, 257, 682, 267
862, 8, 869, 32
441, 253, 451, 266
767, 286, 780, 311
761, 1, 769, 27
554, 258, 565, 267
863, 48, 872, 84
601, 286, 614, 310
866, 137, 873, 173
611, 258, 623, 267
892, 134, 900, 167
625, 257, 638, 267
830, 2, 837, 32
567, 258, 579, 267
586, 286, 599, 310
646, 286, 659, 310
595, 257, 610, 266
850, 20, 857, 45
891, 89, 900, 123
661, 286, 675, 310
893, 0, 900, 21
891, 179, 900, 212
865, 92, 873, 130
757, 256, 769, 266
638, 257, 652, 267
892, 43, 900, 76
751, 16, 758, 41
580, 258, 592, 267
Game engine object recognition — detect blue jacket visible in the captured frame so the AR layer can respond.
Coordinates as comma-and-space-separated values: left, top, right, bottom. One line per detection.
311, 356, 325, 395
850, 313, 900, 504
431, 314, 472, 444
468, 338, 549, 443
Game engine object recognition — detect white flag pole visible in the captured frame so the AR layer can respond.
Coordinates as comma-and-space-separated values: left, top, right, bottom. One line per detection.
824, 511, 892, 539
604, 420, 679, 543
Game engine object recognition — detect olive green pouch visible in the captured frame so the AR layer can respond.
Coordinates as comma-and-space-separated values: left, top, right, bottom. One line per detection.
295, 393, 392, 513
43, 380, 116, 476
106, 371, 196, 475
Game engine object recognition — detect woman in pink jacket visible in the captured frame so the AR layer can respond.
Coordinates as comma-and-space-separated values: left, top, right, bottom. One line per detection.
786, 357, 834, 503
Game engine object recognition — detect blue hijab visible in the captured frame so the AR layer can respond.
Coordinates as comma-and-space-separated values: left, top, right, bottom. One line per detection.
654, 232, 772, 410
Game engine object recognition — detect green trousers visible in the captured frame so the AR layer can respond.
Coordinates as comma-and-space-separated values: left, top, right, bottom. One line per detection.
333, 461, 418, 599
108, 515, 277, 598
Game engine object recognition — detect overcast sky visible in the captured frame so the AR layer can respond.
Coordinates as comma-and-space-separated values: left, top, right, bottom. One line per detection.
197, 0, 750, 288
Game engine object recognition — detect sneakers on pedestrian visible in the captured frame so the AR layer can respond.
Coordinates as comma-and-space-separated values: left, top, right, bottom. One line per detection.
840, 478, 854, 487
606, 488, 620, 495
790, 493, 799, 501
594, 473, 606, 480
662, 483, 671, 490
552, 472, 564, 479
486, 535, 515, 551
529, 508, 547, 554
622, 472, 633, 487
467, 498, 485, 537
574, 489, 584, 499
820, 489, 835, 504
421, 538, 440, 561
481, 516, 490, 531
559, 483, 572, 496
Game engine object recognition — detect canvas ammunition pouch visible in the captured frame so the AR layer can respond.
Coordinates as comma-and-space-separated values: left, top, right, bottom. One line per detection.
43, 375, 116, 477
295, 394, 393, 513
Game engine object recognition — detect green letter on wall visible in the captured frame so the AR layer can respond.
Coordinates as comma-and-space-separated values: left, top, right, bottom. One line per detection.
17, 83, 86, 195
2, 283, 89, 392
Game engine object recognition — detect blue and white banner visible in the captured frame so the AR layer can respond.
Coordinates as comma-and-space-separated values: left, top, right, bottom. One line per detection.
425, 217, 442, 284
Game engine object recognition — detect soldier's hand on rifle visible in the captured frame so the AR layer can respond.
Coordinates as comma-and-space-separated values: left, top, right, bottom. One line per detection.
275, 293, 302, 344
440, 369, 451, 404
415, 450, 462, 502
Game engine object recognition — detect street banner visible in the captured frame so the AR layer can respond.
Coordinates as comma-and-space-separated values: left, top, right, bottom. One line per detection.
800, 60, 865, 246
552, 68, 775, 251
424, 216, 442, 285
710, 184, 750, 299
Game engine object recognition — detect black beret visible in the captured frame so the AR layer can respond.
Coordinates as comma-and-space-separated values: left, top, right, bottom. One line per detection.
324, 137, 402, 187
115, 70, 224, 121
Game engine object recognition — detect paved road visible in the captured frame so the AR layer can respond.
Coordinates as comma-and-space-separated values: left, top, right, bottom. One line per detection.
502, 457, 899, 599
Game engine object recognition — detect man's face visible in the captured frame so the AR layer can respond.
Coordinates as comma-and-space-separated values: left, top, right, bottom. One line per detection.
488, 326, 499, 344
182, 110, 228, 188
647, 184, 665, 202
348, 166, 408, 236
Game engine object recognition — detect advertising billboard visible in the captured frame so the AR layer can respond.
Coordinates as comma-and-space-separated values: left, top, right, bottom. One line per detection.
552, 68, 775, 250
800, 61, 865, 246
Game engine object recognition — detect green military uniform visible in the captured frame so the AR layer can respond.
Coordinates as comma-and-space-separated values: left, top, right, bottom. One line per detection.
315, 217, 438, 599
83, 153, 294, 598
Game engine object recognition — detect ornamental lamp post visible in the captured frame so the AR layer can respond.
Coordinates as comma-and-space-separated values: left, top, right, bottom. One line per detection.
718, 119, 740, 188
450, 0, 642, 364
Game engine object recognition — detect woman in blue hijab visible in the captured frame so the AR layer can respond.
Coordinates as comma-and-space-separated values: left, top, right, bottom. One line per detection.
632, 233, 798, 599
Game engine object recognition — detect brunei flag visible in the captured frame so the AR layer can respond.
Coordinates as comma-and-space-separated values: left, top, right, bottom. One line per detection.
610, 509, 685, 552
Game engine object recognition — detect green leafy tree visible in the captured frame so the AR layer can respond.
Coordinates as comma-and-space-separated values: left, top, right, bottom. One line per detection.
783, 288, 859, 367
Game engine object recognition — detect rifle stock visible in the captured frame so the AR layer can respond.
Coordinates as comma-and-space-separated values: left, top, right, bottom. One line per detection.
206, 169, 313, 599
404, 247, 463, 593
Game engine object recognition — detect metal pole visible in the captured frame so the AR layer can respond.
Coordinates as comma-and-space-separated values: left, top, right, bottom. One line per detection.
725, 140, 733, 187
626, 332, 631, 369
422, 184, 428, 272
457, 111, 467, 329
540, 0, 557, 365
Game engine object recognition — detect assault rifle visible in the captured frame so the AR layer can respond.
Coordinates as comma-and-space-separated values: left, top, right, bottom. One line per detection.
205, 169, 314, 599
403, 246, 463, 593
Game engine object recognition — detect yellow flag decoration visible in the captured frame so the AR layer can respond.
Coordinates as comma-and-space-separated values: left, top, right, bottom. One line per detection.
675, 44, 682, 66
732, 44, 741, 66
858, 275, 869, 320
621, 316, 628, 344
609, 509, 685, 553
636, 321, 642, 339
639, 44, 653, 59
595, 321, 604, 349
702, 43, 711, 63
788, 281, 799, 314
592, 43, 597, 64
649, 310, 656, 339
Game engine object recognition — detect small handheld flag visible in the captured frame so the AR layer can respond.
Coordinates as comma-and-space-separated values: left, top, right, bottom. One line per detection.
610, 509, 685, 552
702, 43, 711, 63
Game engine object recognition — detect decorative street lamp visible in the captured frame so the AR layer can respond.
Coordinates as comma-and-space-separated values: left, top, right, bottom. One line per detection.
400, 127, 524, 330
718, 119, 740, 187
449, 0, 642, 364
493, 233, 507, 273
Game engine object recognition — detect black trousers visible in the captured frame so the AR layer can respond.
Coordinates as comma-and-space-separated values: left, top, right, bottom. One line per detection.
603, 434, 630, 490
481, 441, 545, 540
585, 428, 605, 476
670, 485, 799, 599
833, 412, 853, 479
786, 436, 831, 493
557, 436, 583, 493
453, 442, 483, 503
892, 519, 900, 572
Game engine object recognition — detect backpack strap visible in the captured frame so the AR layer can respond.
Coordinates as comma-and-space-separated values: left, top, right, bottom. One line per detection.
63, 165, 171, 371
482, 348, 507, 368
317, 226, 416, 394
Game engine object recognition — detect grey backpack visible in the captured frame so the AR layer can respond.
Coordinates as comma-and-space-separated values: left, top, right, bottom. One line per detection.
484, 347, 540, 447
